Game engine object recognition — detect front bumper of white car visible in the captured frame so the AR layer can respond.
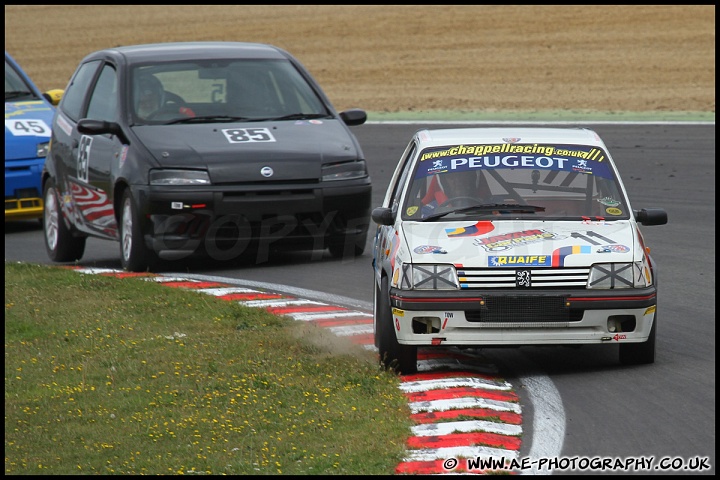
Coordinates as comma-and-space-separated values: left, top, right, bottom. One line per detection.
388, 288, 657, 346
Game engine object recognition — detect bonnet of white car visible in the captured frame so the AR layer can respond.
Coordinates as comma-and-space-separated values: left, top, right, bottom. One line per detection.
401, 219, 638, 267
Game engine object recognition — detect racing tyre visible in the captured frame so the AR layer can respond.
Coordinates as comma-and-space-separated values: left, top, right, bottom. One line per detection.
619, 313, 657, 365
43, 178, 86, 262
120, 189, 158, 272
375, 276, 417, 375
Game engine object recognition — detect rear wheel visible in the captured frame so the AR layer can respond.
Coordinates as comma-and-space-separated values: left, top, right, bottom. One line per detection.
43, 178, 86, 262
375, 276, 417, 375
619, 312, 657, 365
119, 189, 158, 272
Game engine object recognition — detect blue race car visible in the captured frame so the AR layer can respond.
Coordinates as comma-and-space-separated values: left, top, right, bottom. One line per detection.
5, 51, 63, 221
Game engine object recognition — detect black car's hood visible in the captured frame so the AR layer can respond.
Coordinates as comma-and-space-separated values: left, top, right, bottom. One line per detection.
131, 119, 361, 183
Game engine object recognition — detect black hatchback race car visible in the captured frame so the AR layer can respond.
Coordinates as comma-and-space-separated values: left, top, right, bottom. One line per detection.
43, 42, 371, 271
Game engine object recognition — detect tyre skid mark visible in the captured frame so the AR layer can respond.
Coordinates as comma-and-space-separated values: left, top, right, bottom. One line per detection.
65, 267, 523, 475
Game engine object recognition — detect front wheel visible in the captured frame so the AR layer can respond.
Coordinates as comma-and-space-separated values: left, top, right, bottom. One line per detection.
619, 313, 657, 365
375, 276, 417, 375
119, 189, 158, 272
43, 178, 86, 262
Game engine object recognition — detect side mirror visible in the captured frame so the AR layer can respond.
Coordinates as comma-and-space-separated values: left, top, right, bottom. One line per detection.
77, 119, 129, 145
43, 89, 64, 106
339, 108, 367, 127
371, 207, 395, 226
634, 208, 668, 226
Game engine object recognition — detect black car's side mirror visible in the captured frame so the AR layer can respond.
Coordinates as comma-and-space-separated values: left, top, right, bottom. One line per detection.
77, 119, 129, 144
339, 108, 367, 127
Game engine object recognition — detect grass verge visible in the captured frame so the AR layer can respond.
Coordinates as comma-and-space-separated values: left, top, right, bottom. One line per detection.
4, 262, 412, 474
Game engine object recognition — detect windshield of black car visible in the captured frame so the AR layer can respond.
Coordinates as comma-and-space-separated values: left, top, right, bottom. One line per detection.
401, 142, 630, 221
130, 59, 330, 125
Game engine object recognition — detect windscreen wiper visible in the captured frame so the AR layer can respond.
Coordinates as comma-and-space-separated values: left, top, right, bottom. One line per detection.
260, 113, 332, 121
5, 90, 34, 100
165, 115, 252, 125
419, 204, 545, 222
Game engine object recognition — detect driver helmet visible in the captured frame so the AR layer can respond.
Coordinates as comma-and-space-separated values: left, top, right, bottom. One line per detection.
135, 74, 165, 119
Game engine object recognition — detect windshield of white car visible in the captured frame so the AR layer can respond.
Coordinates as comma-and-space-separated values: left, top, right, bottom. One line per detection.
401, 142, 631, 221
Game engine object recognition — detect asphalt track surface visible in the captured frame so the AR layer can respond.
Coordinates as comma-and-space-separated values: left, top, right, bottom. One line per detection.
4, 119, 716, 475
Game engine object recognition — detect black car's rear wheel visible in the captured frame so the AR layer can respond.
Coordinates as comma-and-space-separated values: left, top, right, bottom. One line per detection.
375, 276, 417, 375
619, 312, 657, 365
120, 189, 158, 272
43, 178, 86, 262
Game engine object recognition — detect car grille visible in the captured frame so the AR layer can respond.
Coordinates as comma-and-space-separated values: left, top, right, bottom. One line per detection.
457, 267, 590, 289
464, 295, 583, 323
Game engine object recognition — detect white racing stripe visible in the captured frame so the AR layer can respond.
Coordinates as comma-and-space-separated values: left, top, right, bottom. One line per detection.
195, 287, 259, 296
284, 311, 372, 321
144, 276, 196, 283
400, 376, 512, 393
409, 396, 521, 415
74, 267, 125, 274
519, 374, 566, 475
327, 324, 374, 337
404, 445, 519, 462
411, 419, 522, 437
240, 299, 328, 308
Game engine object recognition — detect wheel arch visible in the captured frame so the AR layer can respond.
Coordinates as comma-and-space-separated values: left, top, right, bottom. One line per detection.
113, 180, 131, 224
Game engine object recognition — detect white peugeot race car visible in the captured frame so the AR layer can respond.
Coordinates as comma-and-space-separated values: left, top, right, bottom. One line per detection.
371, 127, 667, 374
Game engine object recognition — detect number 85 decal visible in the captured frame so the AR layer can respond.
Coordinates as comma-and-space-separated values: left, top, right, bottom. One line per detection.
77, 135, 93, 183
222, 128, 276, 143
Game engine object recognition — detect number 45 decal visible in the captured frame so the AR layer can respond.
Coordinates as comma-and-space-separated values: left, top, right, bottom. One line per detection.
5, 119, 51, 136
222, 128, 276, 143
77, 135, 93, 183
